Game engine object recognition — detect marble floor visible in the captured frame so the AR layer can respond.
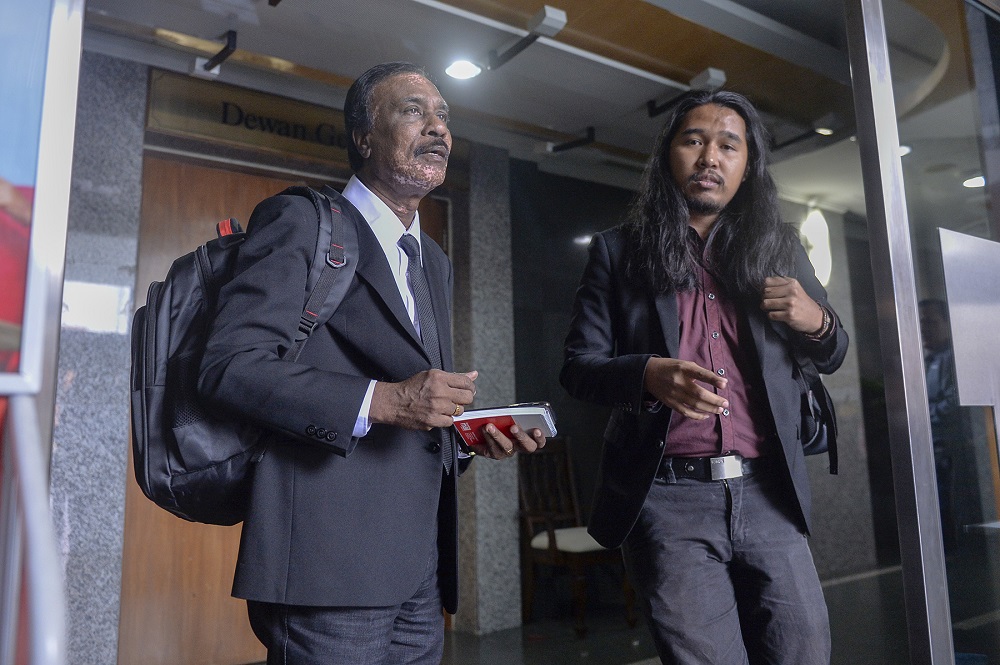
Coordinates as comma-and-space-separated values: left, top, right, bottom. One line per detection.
247, 535, 1000, 664
442, 535, 1000, 665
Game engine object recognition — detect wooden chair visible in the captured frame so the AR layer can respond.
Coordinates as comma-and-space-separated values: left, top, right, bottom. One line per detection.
517, 437, 636, 637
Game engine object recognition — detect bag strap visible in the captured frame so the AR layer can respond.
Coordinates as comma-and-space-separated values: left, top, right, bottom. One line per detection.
793, 348, 838, 474
281, 186, 357, 361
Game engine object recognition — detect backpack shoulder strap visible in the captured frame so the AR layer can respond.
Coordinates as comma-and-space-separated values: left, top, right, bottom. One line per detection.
280, 185, 359, 360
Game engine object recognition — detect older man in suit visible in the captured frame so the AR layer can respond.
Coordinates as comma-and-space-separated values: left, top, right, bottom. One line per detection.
200, 62, 544, 664
561, 90, 848, 664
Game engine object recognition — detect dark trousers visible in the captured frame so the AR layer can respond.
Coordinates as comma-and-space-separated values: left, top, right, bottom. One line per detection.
247, 546, 443, 665
622, 463, 830, 665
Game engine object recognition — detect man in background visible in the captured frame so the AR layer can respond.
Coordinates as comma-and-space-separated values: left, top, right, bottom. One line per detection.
919, 298, 977, 549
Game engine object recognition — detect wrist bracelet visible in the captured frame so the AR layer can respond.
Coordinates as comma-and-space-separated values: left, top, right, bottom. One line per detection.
804, 304, 831, 340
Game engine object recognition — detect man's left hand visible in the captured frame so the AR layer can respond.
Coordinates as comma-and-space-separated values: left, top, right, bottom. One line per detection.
760, 276, 824, 334
473, 425, 546, 460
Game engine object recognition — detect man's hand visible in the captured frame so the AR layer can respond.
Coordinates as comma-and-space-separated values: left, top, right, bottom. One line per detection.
370, 370, 478, 430
644, 357, 728, 420
760, 276, 824, 334
473, 424, 546, 460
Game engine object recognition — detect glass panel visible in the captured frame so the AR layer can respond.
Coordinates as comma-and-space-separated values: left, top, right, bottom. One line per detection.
888, 0, 1000, 660
0, 0, 50, 379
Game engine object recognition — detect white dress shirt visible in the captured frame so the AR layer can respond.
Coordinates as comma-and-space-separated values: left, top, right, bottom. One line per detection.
341, 175, 424, 437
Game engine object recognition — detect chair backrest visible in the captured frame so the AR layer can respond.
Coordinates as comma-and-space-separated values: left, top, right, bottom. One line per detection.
517, 437, 582, 535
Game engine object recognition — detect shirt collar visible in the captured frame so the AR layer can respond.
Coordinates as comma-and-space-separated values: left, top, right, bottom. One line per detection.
342, 175, 423, 256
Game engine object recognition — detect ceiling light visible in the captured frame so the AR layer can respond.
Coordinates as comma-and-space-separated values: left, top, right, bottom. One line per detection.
898, 145, 912, 156
573, 234, 593, 246
811, 112, 839, 137
445, 60, 482, 79
964, 175, 985, 188
446, 5, 566, 79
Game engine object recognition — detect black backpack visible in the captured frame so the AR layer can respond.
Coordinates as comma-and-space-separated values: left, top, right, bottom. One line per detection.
129, 186, 358, 525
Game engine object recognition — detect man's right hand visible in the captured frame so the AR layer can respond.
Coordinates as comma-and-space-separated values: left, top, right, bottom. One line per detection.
369, 369, 478, 430
643, 358, 728, 420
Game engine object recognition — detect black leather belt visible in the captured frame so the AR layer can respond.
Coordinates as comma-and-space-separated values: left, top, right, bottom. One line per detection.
656, 454, 772, 481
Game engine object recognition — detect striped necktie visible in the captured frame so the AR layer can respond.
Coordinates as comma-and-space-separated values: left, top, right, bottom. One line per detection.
398, 234, 453, 473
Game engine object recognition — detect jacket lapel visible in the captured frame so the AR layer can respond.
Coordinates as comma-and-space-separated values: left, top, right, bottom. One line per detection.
653, 293, 680, 358
330, 187, 447, 368
352, 212, 425, 352
747, 307, 799, 441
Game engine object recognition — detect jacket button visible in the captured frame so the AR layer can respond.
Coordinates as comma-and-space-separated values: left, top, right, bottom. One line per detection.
429, 442, 441, 453
306, 425, 316, 436
326, 431, 337, 441
316, 428, 327, 438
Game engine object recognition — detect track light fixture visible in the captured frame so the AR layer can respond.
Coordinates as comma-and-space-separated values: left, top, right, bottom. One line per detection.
646, 67, 726, 118
446, 5, 567, 79
192, 30, 236, 79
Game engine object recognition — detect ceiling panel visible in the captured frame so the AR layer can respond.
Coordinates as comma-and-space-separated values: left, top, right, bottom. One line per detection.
81, 0, 983, 218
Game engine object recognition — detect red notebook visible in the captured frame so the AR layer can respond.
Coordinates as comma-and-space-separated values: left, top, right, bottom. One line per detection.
452, 402, 557, 448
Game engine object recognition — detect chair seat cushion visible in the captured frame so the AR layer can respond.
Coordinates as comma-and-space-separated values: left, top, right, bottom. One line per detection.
530, 526, 607, 553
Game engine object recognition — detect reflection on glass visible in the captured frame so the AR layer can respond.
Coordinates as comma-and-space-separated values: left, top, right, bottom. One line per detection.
800, 207, 832, 287
0, 177, 32, 373
891, 1, 1000, 660
0, 0, 49, 377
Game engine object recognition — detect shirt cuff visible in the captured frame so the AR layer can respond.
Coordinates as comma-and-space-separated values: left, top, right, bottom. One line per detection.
353, 380, 377, 438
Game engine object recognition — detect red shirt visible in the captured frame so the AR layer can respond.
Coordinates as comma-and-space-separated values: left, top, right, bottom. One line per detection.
663, 232, 777, 459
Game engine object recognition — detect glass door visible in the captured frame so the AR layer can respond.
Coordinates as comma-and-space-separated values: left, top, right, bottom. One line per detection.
845, 0, 1000, 661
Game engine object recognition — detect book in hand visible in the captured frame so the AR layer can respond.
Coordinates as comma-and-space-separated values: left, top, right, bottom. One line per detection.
452, 402, 557, 448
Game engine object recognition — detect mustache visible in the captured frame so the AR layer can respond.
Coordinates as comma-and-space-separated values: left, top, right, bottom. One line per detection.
416, 139, 450, 158
689, 170, 723, 186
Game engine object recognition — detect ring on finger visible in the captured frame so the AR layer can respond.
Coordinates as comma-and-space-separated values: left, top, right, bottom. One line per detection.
452, 404, 462, 417
503, 447, 514, 457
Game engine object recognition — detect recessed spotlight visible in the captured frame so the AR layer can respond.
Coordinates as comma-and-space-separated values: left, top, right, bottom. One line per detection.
573, 234, 593, 246
963, 175, 985, 188
446, 60, 482, 79
814, 127, 834, 136
898, 145, 912, 156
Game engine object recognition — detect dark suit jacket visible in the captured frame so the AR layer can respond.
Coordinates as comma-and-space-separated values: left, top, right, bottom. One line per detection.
560, 226, 848, 549
199, 187, 463, 612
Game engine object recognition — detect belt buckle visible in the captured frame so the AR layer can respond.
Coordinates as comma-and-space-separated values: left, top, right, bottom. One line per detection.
710, 454, 743, 480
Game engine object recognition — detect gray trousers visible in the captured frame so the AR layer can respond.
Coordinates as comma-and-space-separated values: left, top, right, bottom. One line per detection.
622, 462, 830, 665
247, 546, 443, 665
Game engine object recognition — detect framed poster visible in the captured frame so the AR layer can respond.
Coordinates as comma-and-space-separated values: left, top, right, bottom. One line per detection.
0, 0, 82, 393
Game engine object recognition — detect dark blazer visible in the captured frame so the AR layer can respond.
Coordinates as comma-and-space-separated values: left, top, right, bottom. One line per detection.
199, 187, 463, 612
560, 226, 848, 549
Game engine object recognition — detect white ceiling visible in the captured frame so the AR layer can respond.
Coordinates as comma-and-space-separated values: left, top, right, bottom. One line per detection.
81, 0, 987, 225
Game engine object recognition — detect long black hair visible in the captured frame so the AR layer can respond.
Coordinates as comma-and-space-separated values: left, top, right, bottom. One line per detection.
623, 89, 797, 298
343, 62, 429, 172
